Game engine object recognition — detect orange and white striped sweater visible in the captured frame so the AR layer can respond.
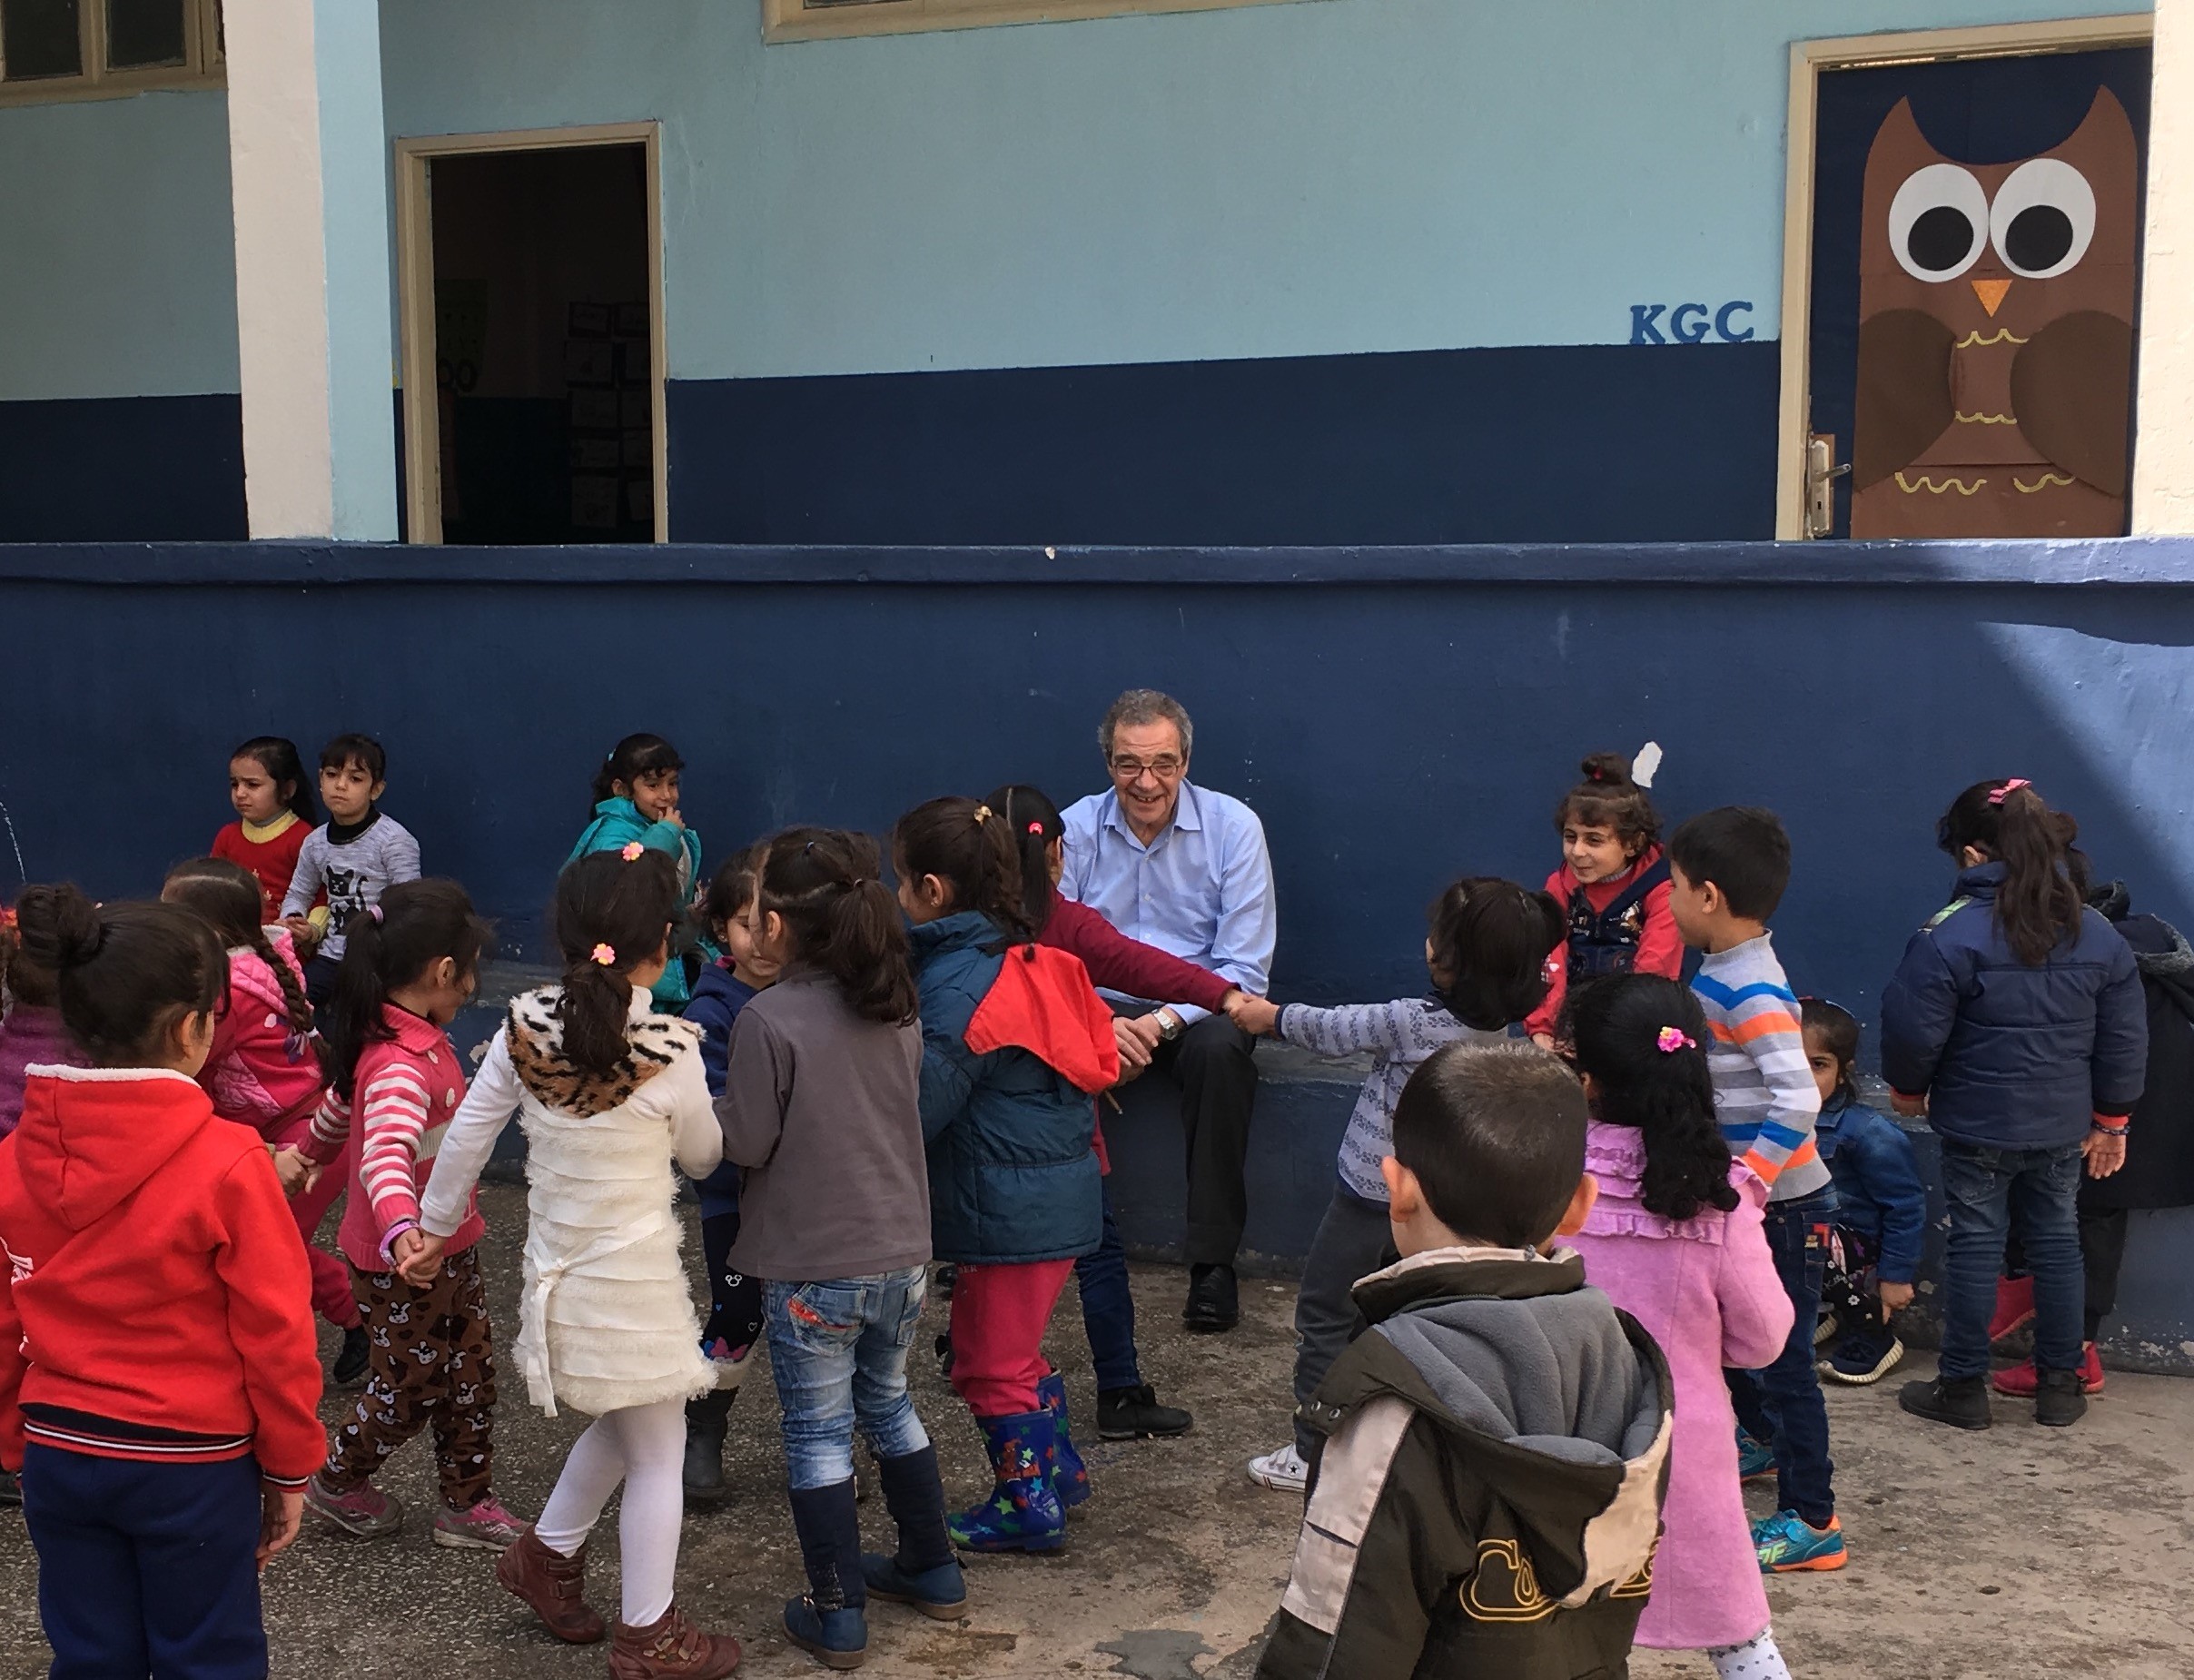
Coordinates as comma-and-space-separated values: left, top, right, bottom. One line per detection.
302, 1003, 484, 1270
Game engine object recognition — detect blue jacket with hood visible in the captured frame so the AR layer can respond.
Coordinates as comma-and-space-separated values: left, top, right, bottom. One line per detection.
1881, 862, 2146, 1151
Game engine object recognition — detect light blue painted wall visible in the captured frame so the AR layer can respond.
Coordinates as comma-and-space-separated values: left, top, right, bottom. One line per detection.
0, 90, 237, 400
379, 0, 2151, 381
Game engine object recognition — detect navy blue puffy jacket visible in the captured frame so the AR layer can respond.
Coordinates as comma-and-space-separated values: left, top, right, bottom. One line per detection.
1881, 863, 2146, 1151
910, 912, 1102, 1266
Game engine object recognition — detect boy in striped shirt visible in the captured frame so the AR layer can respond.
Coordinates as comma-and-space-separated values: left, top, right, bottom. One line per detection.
1667, 807, 1845, 1577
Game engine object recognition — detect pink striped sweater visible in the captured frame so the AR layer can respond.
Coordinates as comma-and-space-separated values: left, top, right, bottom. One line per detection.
302, 1003, 483, 1270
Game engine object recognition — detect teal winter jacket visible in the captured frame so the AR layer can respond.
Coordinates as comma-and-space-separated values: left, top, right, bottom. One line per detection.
567, 797, 704, 1008
910, 912, 1103, 1266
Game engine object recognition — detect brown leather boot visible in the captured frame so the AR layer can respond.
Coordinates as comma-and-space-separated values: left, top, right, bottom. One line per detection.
608, 1604, 742, 1679
495, 1530, 607, 1645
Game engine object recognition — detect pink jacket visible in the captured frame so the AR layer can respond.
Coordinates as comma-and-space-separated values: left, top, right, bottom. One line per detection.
0, 1005, 87, 1140
1565, 1122, 1793, 1651
200, 934, 324, 1140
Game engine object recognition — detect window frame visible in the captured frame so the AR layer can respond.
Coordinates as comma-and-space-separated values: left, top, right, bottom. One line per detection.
762, 0, 1309, 45
0, 0, 222, 105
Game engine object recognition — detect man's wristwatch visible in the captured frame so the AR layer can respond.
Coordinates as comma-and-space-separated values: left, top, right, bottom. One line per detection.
1155, 1009, 1184, 1043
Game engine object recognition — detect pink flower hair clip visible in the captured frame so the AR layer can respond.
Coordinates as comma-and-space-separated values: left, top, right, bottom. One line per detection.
620, 841, 646, 862
1655, 1026, 1695, 1054
590, 943, 618, 966
1987, 778, 2033, 806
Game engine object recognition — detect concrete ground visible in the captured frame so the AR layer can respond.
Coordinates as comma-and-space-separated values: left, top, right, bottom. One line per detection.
0, 1186, 2189, 1679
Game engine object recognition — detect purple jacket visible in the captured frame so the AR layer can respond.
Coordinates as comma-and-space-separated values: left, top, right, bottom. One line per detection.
0, 1005, 87, 1140
1566, 1123, 1792, 1651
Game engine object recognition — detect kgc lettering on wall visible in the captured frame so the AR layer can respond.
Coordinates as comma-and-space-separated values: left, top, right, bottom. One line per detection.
1629, 301, 1754, 344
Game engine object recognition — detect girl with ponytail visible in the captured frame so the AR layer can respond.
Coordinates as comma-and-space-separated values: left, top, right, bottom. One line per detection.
291, 878, 529, 1556
892, 796, 1118, 1564
716, 826, 955, 1665
1883, 778, 2144, 1434
402, 848, 740, 1676
1561, 973, 1799, 1680
161, 857, 364, 1370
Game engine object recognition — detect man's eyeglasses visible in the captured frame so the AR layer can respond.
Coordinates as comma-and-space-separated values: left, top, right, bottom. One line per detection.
1110, 756, 1183, 781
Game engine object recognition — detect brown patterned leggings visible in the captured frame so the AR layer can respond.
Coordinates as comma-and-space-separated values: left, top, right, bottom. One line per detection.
323, 1247, 498, 1510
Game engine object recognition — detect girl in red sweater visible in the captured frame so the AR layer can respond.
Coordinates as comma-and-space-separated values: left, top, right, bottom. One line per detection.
0, 884, 323, 1679
163, 858, 368, 1379
1527, 752, 1683, 1049
210, 736, 321, 924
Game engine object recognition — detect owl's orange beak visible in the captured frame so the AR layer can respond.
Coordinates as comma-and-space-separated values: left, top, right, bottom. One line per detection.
1972, 278, 2012, 318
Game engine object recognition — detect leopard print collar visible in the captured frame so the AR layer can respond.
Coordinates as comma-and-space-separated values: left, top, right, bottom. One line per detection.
504, 986, 701, 1118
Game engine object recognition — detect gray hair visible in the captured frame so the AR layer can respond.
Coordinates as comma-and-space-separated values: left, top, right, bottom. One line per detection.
1099, 689, 1193, 762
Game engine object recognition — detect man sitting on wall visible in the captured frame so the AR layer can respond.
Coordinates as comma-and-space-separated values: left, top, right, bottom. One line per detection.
1062, 689, 1277, 1333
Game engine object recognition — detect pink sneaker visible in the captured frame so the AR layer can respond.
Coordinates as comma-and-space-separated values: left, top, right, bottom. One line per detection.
433, 1496, 530, 1552
304, 1473, 404, 1538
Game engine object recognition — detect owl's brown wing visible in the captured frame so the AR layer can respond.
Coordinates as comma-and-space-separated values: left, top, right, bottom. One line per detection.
2011, 311, 2134, 497
1852, 310, 1955, 491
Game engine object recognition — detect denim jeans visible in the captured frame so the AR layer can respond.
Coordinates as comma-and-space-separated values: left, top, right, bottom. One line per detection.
1074, 1184, 1141, 1393
1728, 1182, 1839, 1529
765, 1268, 932, 1490
1940, 1139, 2084, 1381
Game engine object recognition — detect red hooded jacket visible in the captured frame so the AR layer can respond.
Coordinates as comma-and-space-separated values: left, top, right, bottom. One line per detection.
0, 1065, 325, 1484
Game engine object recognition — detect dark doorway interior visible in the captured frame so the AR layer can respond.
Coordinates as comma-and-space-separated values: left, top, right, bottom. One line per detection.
429, 144, 654, 544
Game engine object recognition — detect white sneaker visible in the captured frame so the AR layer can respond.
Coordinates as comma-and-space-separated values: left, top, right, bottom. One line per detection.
1247, 1442, 1309, 1493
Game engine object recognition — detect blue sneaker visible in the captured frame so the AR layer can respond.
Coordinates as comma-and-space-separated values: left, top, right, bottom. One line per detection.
1753, 1508, 1847, 1574
1735, 1428, 1776, 1482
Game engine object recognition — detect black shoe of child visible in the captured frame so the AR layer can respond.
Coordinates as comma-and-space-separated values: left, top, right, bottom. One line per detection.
1821, 1325, 1903, 1386
1182, 1264, 1239, 1333
1095, 1384, 1193, 1441
332, 1324, 371, 1388
2034, 1368, 2090, 1428
682, 1388, 736, 1503
1899, 1374, 1991, 1430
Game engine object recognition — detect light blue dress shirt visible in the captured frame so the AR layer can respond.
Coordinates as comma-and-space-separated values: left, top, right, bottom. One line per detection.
1058, 780, 1277, 1027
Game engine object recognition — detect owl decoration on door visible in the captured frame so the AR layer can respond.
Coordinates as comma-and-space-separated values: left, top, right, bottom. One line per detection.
1851, 88, 2139, 538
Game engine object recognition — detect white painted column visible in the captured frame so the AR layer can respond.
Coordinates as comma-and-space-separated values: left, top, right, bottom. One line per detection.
2135, 0, 2194, 534
224, 0, 397, 540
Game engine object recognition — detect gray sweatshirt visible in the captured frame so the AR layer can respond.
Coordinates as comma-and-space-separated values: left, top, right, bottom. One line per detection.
280, 811, 421, 962
716, 967, 930, 1283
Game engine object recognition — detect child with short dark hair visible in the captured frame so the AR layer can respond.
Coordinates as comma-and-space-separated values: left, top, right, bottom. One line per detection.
1800, 998, 1926, 1387
281, 733, 421, 1006
1527, 751, 1682, 1050
212, 736, 321, 921
1257, 1041, 1670, 1680
569, 732, 705, 1009
717, 827, 962, 1668
293, 878, 526, 1554
677, 845, 778, 1501
1665, 805, 1843, 1574
1884, 778, 2143, 1432
0, 884, 324, 1678
1563, 975, 1798, 1680
1230, 875, 1564, 1495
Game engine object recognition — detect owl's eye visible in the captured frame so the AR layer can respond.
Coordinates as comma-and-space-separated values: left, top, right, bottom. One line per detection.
1989, 157, 2096, 280
1888, 163, 1989, 281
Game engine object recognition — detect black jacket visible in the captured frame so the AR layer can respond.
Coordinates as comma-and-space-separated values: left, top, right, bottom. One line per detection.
1256, 1248, 1673, 1680
2082, 884, 2194, 1211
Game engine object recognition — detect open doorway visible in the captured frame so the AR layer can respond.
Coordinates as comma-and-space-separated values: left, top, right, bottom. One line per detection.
395, 124, 666, 544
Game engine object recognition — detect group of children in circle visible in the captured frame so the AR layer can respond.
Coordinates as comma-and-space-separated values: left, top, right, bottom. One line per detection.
0, 726, 2152, 1680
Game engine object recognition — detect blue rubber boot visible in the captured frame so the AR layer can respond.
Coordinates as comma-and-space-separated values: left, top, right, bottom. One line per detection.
946, 1411, 1065, 1555
1035, 1369, 1092, 1509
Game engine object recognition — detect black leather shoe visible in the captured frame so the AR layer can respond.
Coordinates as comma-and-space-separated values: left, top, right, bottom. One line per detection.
1899, 1374, 1991, 1430
2034, 1368, 2089, 1428
1096, 1384, 1194, 1441
1182, 1263, 1240, 1334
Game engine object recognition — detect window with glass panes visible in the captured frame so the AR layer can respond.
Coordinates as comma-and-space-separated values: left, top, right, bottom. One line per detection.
0, 0, 220, 100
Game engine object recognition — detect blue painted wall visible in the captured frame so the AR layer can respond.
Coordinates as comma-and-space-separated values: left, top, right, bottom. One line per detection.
4, 536, 2191, 1352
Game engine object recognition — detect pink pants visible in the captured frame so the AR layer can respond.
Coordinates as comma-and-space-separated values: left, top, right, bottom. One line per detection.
268, 1109, 361, 1330
949, 1259, 1075, 1417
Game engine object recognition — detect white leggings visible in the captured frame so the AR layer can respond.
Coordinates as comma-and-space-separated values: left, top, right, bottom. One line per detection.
533, 1397, 687, 1628
1708, 1629, 1793, 1680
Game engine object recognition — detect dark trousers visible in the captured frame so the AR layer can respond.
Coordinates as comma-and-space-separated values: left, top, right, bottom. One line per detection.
699, 1206, 765, 1370
1290, 1185, 1392, 1458
1728, 1183, 1838, 1529
1141, 1013, 1260, 1267
2007, 1200, 2132, 1346
1941, 1139, 2084, 1379
1075, 1184, 1141, 1392
22, 1446, 266, 1680
302, 952, 341, 1009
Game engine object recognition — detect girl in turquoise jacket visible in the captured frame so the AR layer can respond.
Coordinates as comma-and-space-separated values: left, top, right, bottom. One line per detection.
567, 733, 704, 1009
